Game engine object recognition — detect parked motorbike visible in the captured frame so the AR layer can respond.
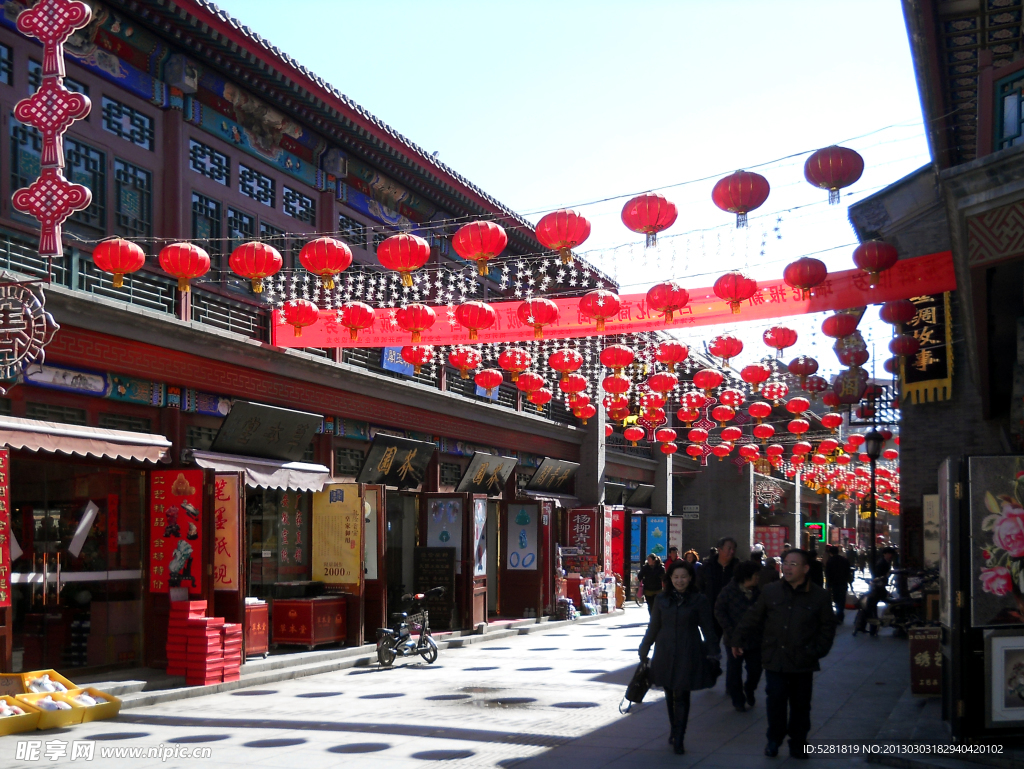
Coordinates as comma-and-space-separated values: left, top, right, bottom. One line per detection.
376, 586, 444, 667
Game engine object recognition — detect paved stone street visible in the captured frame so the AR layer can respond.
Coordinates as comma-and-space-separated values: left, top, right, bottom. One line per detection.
0, 603, 964, 769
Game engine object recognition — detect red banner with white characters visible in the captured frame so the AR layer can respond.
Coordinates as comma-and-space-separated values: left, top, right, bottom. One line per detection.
149, 470, 204, 594
271, 250, 956, 348
0, 449, 9, 607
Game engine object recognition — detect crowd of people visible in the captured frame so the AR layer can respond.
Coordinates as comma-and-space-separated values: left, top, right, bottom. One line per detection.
635, 537, 889, 758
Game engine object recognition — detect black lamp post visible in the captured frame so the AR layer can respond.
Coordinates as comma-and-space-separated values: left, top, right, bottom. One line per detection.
863, 428, 885, 571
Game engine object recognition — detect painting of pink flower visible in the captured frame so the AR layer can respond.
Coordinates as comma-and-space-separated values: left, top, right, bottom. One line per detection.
981, 566, 1014, 596
994, 505, 1024, 558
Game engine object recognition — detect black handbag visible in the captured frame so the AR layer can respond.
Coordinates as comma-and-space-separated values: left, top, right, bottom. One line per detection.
619, 658, 650, 714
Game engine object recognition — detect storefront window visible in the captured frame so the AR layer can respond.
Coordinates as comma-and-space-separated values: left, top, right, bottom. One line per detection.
246, 488, 311, 599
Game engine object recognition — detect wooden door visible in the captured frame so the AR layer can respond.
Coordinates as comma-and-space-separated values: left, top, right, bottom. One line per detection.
419, 493, 468, 629
539, 500, 554, 615
362, 485, 386, 635
468, 495, 488, 627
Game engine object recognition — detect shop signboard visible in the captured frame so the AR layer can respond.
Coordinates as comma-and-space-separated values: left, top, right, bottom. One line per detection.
610, 508, 625, 576
602, 506, 613, 575
277, 490, 309, 579
380, 346, 414, 376
627, 485, 655, 508
456, 452, 518, 495
646, 516, 668, 559
149, 470, 204, 594
414, 547, 456, 630
357, 434, 436, 489
525, 458, 578, 493
0, 449, 9, 608
312, 483, 362, 587
805, 522, 825, 543
669, 517, 683, 553
565, 508, 599, 576
211, 400, 321, 461
909, 626, 942, 695
507, 502, 538, 570
629, 514, 642, 566
213, 474, 240, 590
426, 497, 464, 573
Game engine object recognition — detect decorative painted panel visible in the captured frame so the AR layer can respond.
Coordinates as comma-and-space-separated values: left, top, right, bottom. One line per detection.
967, 200, 1024, 266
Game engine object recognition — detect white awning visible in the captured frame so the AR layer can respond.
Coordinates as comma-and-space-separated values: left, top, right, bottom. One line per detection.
522, 490, 580, 508
0, 416, 171, 463
189, 449, 331, 492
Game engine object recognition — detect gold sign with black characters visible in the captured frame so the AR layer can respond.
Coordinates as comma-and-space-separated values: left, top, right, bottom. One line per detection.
356, 434, 437, 489
456, 452, 519, 495
900, 293, 953, 403
525, 458, 580, 493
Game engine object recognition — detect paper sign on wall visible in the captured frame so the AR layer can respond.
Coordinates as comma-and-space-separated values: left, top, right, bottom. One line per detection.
213, 475, 240, 590
149, 470, 204, 594
313, 483, 363, 586
507, 503, 538, 570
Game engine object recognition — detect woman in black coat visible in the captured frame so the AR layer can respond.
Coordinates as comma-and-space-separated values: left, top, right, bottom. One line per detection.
638, 559, 720, 754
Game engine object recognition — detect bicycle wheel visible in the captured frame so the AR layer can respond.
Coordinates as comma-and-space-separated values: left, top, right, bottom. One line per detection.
376, 639, 396, 667
418, 635, 438, 664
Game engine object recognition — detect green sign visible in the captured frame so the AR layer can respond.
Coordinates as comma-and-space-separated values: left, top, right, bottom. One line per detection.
804, 522, 825, 543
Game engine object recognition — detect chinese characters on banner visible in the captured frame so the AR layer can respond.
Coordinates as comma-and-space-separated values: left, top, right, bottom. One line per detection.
909, 627, 942, 694
213, 475, 239, 590
563, 508, 600, 575
312, 484, 362, 586
524, 458, 579, 493
900, 293, 953, 404
602, 507, 613, 575
149, 470, 203, 594
0, 449, 10, 607
753, 525, 789, 558
277, 490, 309, 579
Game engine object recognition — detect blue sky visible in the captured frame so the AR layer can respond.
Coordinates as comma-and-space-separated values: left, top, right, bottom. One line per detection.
215, 0, 931, 379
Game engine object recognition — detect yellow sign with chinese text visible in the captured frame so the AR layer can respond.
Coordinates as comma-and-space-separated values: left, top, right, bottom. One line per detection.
313, 483, 363, 587
213, 474, 240, 591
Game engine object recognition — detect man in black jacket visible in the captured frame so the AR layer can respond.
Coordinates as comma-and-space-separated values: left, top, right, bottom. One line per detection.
732, 549, 837, 760
698, 536, 737, 637
715, 560, 762, 712
823, 545, 853, 623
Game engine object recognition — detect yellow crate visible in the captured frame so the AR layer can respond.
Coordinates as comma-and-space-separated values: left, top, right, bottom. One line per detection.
15, 692, 85, 729
0, 696, 41, 736
18, 669, 78, 693
64, 688, 121, 723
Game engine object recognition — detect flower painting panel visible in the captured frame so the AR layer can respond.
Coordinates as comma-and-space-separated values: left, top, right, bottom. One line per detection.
970, 456, 1024, 627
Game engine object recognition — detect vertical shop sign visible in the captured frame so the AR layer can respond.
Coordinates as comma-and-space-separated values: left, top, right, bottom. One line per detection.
149, 470, 204, 594
427, 498, 464, 574
645, 516, 668, 559
278, 490, 309, 579
629, 514, 642, 564
568, 508, 598, 555
602, 506, 613, 575
0, 449, 10, 607
213, 475, 239, 590
610, 508, 625, 577
668, 517, 683, 554
312, 483, 362, 586
900, 293, 953, 404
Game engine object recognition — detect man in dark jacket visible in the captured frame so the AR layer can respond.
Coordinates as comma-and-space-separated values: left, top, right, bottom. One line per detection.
637, 554, 665, 615
715, 560, 762, 712
732, 549, 837, 760
824, 545, 853, 622
698, 536, 737, 637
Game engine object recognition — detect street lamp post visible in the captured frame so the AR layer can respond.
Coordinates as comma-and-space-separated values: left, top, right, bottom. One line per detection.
863, 428, 884, 573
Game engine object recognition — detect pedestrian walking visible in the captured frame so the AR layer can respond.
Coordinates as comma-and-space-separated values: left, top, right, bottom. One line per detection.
715, 560, 763, 712
638, 559, 721, 755
682, 549, 700, 566
698, 537, 738, 639
823, 545, 852, 622
751, 543, 779, 586
665, 546, 680, 566
637, 554, 665, 614
807, 547, 824, 587
733, 549, 837, 760
857, 548, 868, 574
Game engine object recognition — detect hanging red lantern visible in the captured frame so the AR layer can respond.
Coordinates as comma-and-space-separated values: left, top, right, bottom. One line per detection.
783, 257, 828, 299
820, 413, 844, 433
709, 334, 743, 368
455, 301, 497, 340
804, 145, 864, 204
721, 426, 743, 442
474, 368, 504, 397
766, 444, 785, 458
602, 375, 630, 395
517, 371, 545, 394
883, 357, 899, 375
712, 443, 733, 460
713, 271, 758, 314
818, 437, 840, 455
882, 448, 899, 461
621, 192, 678, 247
835, 454, 852, 466
719, 388, 745, 408
763, 327, 797, 360
680, 390, 708, 411
498, 348, 532, 382
821, 313, 859, 339
661, 442, 679, 455
647, 281, 690, 322
644, 407, 666, 424
811, 453, 829, 466
158, 242, 210, 292
282, 299, 319, 337
853, 240, 899, 288
692, 368, 724, 395
576, 404, 597, 424
604, 395, 629, 411
711, 405, 735, 426
535, 209, 591, 265
559, 373, 588, 396
686, 444, 704, 458
655, 427, 677, 443
880, 429, 894, 441
377, 233, 431, 287
753, 423, 775, 443
528, 388, 553, 412
738, 444, 760, 461
401, 345, 434, 374
92, 238, 145, 289
889, 334, 921, 358
517, 298, 560, 339
600, 344, 635, 375
740, 363, 771, 392
339, 301, 376, 340
647, 371, 679, 396
762, 380, 789, 404
623, 425, 646, 446
792, 441, 813, 456
712, 169, 770, 228
395, 303, 436, 343
656, 340, 689, 370
452, 221, 508, 275
605, 424, 613, 438
748, 401, 772, 423
836, 345, 870, 368
578, 289, 621, 332
448, 346, 482, 379
819, 386, 839, 406
569, 393, 591, 410
548, 349, 584, 382
787, 357, 819, 390
299, 237, 352, 290
639, 393, 666, 411
677, 408, 701, 426
687, 427, 709, 444
785, 396, 810, 415
847, 433, 866, 447
787, 419, 810, 436
230, 241, 282, 292
880, 299, 916, 325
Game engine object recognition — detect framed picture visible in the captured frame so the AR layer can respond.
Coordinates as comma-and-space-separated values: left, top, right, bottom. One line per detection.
968, 456, 1024, 627
985, 630, 1024, 727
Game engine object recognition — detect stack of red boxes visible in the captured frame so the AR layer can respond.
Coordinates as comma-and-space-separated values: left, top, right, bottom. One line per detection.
222, 623, 242, 682
185, 615, 225, 686
166, 600, 206, 678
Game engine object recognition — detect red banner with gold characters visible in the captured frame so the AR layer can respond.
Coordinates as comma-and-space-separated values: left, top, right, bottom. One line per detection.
149, 470, 204, 594
0, 449, 10, 608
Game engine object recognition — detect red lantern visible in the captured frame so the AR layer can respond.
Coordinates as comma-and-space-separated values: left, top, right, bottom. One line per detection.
528, 388, 553, 412
299, 237, 352, 290
498, 348, 532, 381
455, 301, 496, 340
712, 443, 733, 460
853, 240, 899, 288
847, 433, 866, 447
883, 357, 899, 375
229, 241, 282, 292
548, 349, 584, 382
821, 313, 859, 339
792, 441, 813, 455
401, 345, 434, 375
661, 442, 679, 455
604, 395, 629, 411
709, 334, 743, 368
516, 371, 545, 394
395, 303, 436, 343
377, 233, 430, 286
762, 380, 789, 404
282, 299, 319, 337
655, 428, 677, 443
712, 169, 770, 228
711, 405, 735, 426
448, 346, 482, 379
753, 423, 775, 443
569, 393, 591, 410
882, 448, 899, 461
880, 299, 916, 325
686, 444, 704, 458
600, 344, 635, 375
474, 368, 504, 397
647, 281, 690, 322
536, 209, 591, 265
785, 397, 810, 415
517, 298, 560, 339
452, 221, 507, 276
721, 426, 743, 442
677, 408, 701, 426
889, 334, 920, 358
811, 453, 829, 466
837, 346, 870, 368
687, 428, 709, 444
741, 363, 771, 392
339, 301, 375, 341
819, 438, 840, 455
576, 404, 597, 424
92, 238, 145, 289
656, 340, 688, 370
787, 356, 819, 389
605, 425, 613, 438
787, 419, 810, 436
719, 388, 745, 408
623, 425, 646, 446
692, 368, 724, 395
713, 271, 758, 314
680, 390, 708, 411
639, 393, 666, 411
820, 413, 844, 433
804, 145, 864, 204
621, 192, 678, 247
835, 454, 852, 466
578, 289, 621, 332
647, 371, 679, 396
602, 405, 629, 423
820, 388, 839, 407
559, 374, 588, 397
602, 375, 630, 395
738, 444, 760, 461
748, 401, 772, 423
783, 257, 828, 299
763, 327, 797, 358
158, 242, 210, 292
766, 444, 785, 458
